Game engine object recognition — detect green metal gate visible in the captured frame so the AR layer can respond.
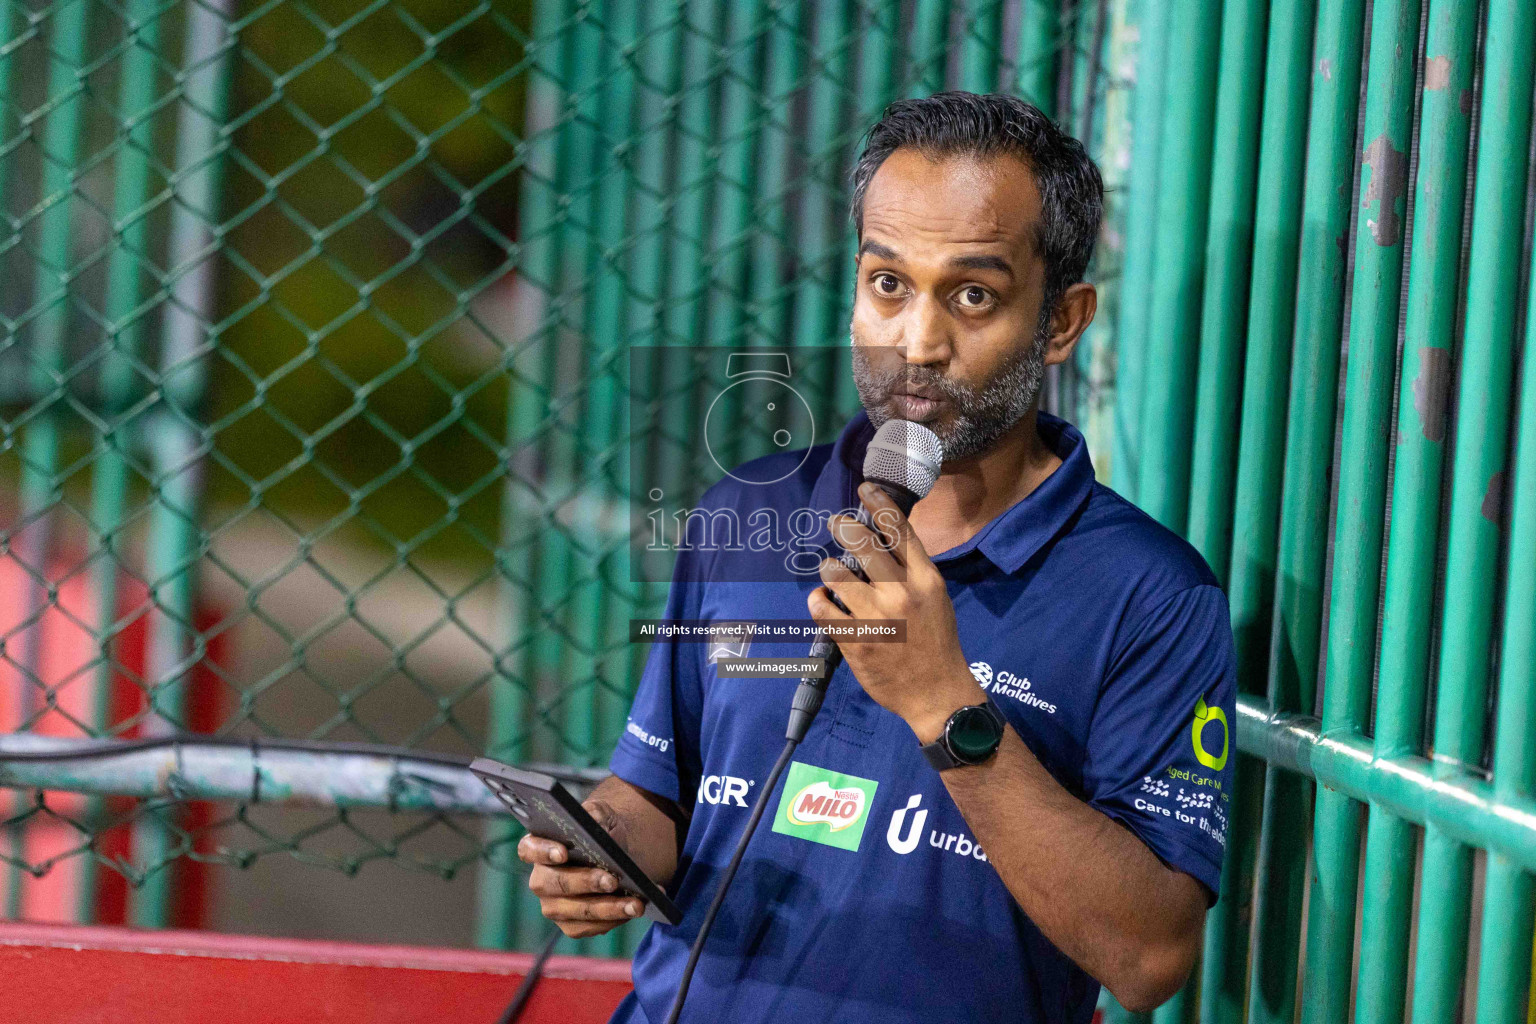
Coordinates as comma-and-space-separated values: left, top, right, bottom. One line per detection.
2, 0, 1535, 1019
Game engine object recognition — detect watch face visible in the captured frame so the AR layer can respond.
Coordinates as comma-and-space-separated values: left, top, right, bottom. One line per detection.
947, 705, 1003, 763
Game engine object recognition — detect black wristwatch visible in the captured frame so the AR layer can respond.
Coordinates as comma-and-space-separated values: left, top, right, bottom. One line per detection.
920, 699, 1006, 771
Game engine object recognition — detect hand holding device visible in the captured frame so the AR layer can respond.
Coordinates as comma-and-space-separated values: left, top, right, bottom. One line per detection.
473, 758, 682, 936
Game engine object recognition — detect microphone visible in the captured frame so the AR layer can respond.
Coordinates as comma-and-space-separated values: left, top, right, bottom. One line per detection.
786, 419, 943, 742
664, 418, 945, 1024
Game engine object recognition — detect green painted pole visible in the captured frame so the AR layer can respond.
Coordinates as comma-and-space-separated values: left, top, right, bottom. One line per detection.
705, 0, 766, 473
1353, 1, 1478, 1019
128, 0, 235, 927
1018, 0, 1061, 111
1299, 0, 1421, 1017
790, 0, 852, 355
1184, 4, 1267, 1019
1133, 0, 1220, 534
1248, 10, 1366, 1023
545, 5, 608, 958
616, 2, 687, 958
1110, 0, 1169, 503
1474, 238, 1536, 1019
909, 0, 952, 97
7, 0, 92, 917
1225, 0, 1314, 699
960, 0, 1003, 94
1185, 0, 1268, 586
1204, 0, 1314, 1019
661, 0, 723, 347
1414, 0, 1535, 1017
479, 0, 571, 952
574, 0, 643, 960
747, 0, 803, 349
1271, 0, 1364, 827
1080, 0, 1134, 480
82, 0, 165, 925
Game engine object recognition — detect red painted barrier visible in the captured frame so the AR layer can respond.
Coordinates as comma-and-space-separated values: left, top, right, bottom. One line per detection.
0, 554, 227, 927
0, 921, 634, 1024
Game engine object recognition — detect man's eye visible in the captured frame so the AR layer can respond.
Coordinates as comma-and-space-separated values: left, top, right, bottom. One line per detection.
956, 285, 993, 310
872, 273, 903, 296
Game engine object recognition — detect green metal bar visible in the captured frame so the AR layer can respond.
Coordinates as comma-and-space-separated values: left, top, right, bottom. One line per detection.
708, 0, 765, 474
909, 0, 951, 97
661, 0, 723, 347
1349, 1, 1477, 1017
1017, 0, 1060, 111
571, 0, 644, 961
790, 0, 852, 353
1474, 197, 1536, 1018
1224, 0, 1315, 690
746, 0, 803, 349
1235, 697, 1536, 873
9, 12, 95, 916
960, 0, 1003, 94
1102, 999, 1150, 1024
22, 0, 102, 912
1186, 0, 1268, 586
542, 5, 610, 959
127, 0, 236, 928
478, 0, 575, 952
81, 0, 166, 925
1110, 0, 1169, 502
1300, 0, 1422, 1017
1248, 11, 1365, 1023
1204, 0, 1314, 1007
1079, 0, 1134, 479
1133, 0, 1220, 533
1414, 0, 1534, 1016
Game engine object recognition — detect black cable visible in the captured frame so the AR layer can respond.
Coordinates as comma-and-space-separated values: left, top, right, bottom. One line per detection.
496, 927, 561, 1024
663, 736, 798, 1024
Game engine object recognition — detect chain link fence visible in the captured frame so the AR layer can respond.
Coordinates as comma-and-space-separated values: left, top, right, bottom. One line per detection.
0, 0, 1125, 953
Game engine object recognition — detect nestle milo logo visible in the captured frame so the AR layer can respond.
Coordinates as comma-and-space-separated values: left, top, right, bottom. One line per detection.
772, 761, 878, 852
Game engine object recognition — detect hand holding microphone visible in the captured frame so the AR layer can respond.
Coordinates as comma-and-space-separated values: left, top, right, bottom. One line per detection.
787, 419, 943, 742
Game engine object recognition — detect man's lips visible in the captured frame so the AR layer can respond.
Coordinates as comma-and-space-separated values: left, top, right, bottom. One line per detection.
890, 391, 947, 420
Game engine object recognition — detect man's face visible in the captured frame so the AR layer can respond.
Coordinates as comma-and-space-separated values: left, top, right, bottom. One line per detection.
850, 149, 1053, 463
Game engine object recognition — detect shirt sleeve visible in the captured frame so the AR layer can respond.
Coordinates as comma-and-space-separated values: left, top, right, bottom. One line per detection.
1081, 583, 1237, 902
607, 544, 708, 804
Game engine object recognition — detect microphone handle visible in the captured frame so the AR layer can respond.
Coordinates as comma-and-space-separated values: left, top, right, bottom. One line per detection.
785, 482, 921, 743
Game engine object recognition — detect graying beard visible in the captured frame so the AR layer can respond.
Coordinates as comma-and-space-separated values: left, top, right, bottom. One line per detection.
851, 322, 1050, 463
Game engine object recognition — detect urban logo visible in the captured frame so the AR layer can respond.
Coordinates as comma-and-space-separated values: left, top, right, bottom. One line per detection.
772, 761, 878, 852
968, 660, 1056, 715
1191, 696, 1228, 771
885, 794, 988, 862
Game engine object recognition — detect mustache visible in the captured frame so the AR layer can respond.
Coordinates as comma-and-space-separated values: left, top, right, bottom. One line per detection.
853, 355, 972, 404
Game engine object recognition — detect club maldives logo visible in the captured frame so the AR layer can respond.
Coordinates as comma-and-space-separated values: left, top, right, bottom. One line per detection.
772, 761, 878, 852
968, 660, 1057, 715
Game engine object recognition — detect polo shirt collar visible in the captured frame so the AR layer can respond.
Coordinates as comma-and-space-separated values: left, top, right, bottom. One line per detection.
808, 408, 1097, 575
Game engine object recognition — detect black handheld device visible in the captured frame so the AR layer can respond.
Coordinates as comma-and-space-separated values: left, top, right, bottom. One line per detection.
470, 757, 682, 926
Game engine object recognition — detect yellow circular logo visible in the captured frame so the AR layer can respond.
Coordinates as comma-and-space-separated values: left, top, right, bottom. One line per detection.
1191, 696, 1228, 771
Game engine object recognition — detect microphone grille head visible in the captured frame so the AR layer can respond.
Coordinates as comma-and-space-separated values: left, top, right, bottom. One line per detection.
863, 420, 943, 498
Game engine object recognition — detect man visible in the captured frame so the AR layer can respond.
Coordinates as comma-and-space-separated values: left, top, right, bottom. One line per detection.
519, 92, 1237, 1022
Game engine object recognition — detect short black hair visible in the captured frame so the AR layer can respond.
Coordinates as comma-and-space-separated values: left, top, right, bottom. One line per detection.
850, 91, 1103, 311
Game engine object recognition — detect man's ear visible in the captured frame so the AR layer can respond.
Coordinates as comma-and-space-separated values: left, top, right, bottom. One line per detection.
1042, 282, 1098, 367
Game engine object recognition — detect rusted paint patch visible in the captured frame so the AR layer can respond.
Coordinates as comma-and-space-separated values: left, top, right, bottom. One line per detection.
1482, 469, 1506, 523
1362, 134, 1409, 246
1317, 58, 1333, 81
1410, 347, 1451, 442
1424, 55, 1452, 90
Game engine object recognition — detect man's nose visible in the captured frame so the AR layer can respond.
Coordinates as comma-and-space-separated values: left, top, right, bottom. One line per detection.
901, 294, 952, 367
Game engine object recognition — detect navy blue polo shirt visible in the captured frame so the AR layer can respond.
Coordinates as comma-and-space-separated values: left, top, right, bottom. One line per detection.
607, 410, 1237, 1024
